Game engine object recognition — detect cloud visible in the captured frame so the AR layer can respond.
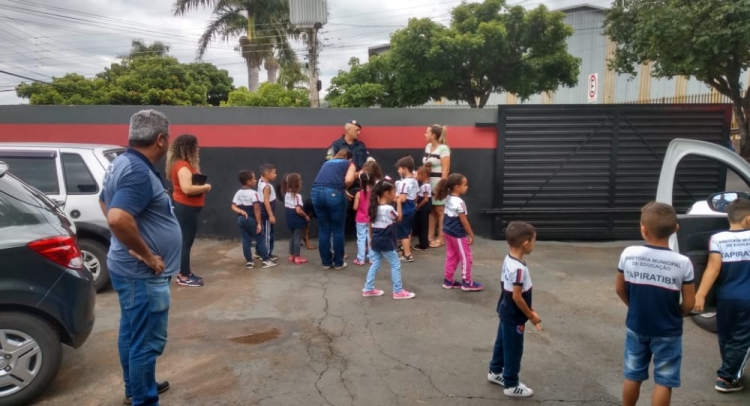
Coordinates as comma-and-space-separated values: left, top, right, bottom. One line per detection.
0, 0, 585, 105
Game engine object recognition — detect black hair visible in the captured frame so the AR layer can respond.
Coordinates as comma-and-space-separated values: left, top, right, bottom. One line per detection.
238, 169, 255, 185
260, 163, 275, 176
727, 198, 750, 224
359, 171, 375, 192
369, 180, 395, 223
505, 221, 536, 248
434, 173, 466, 201
395, 156, 415, 172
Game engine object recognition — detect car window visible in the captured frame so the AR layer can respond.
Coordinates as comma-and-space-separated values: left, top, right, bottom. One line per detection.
0, 174, 60, 229
0, 157, 59, 194
61, 153, 98, 194
104, 149, 125, 163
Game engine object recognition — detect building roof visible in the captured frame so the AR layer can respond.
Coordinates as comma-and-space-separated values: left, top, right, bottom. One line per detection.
555, 3, 609, 13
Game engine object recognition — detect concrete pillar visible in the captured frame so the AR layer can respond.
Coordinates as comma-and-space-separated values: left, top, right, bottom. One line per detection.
638, 62, 652, 102
603, 37, 617, 104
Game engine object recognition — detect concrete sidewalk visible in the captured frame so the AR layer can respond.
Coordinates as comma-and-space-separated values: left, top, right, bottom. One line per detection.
34, 238, 749, 406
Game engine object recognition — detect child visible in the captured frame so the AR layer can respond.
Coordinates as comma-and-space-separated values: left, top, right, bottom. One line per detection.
616, 202, 695, 406
362, 181, 416, 300
412, 165, 432, 251
488, 221, 539, 397
231, 170, 277, 269
695, 198, 750, 393
257, 163, 279, 262
434, 173, 483, 291
396, 156, 419, 262
282, 173, 310, 264
353, 171, 375, 266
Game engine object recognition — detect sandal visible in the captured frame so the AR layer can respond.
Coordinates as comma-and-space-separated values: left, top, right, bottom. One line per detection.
306, 244, 317, 250
429, 240, 444, 248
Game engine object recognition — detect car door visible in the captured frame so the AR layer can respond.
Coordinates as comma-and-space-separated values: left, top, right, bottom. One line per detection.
656, 138, 750, 330
58, 150, 102, 226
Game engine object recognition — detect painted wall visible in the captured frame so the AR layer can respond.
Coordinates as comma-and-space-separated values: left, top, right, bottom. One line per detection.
0, 106, 498, 240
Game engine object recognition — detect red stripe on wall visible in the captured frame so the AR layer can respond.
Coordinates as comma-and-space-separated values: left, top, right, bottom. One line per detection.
0, 124, 497, 149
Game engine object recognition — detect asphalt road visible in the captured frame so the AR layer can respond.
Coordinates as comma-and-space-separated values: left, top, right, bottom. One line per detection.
32, 238, 749, 406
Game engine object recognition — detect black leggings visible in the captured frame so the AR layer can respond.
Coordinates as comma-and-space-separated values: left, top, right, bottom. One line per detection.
173, 202, 202, 276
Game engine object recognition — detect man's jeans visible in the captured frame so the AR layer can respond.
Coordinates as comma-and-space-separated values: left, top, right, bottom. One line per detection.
111, 273, 171, 406
312, 186, 347, 267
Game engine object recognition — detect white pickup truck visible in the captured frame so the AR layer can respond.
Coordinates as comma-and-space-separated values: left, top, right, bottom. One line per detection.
656, 138, 750, 333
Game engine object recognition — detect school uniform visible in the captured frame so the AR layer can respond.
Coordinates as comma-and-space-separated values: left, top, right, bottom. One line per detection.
285, 192, 306, 257
257, 177, 277, 257
443, 195, 474, 282
709, 230, 750, 385
232, 188, 269, 261
397, 177, 419, 240
412, 182, 432, 249
363, 204, 404, 293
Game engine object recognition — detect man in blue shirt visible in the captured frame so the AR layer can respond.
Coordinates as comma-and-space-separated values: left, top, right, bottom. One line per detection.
99, 109, 179, 406
326, 119, 370, 173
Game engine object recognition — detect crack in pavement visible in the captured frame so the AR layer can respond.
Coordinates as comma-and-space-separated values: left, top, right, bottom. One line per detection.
305, 273, 355, 406
251, 390, 293, 405
362, 306, 448, 398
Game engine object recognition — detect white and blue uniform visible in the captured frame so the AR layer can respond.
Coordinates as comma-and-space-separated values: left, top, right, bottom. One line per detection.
417, 183, 432, 212
371, 204, 399, 252
443, 195, 467, 238
257, 177, 277, 256
499, 255, 533, 324
398, 178, 419, 215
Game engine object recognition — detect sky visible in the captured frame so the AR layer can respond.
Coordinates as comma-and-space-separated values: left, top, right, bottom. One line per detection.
0, 0, 606, 105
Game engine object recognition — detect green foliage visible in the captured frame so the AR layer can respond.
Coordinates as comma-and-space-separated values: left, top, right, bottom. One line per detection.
15, 41, 234, 106
221, 83, 310, 107
325, 0, 580, 108
604, 0, 750, 153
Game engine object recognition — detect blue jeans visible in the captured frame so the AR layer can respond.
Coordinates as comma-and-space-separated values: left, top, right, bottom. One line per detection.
624, 328, 682, 388
110, 273, 171, 406
364, 250, 403, 293
258, 219, 275, 258
488, 319, 525, 388
237, 216, 268, 261
356, 222, 374, 263
312, 186, 347, 267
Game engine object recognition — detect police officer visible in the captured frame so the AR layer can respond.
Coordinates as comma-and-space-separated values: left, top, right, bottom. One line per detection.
326, 119, 370, 174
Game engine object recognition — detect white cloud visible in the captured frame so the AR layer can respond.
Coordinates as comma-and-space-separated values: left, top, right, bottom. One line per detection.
0, 0, 594, 105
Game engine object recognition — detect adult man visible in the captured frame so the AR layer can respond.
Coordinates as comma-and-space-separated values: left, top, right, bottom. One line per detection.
326, 119, 370, 172
100, 109, 179, 406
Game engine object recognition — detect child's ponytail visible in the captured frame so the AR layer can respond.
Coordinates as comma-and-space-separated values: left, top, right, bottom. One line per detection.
359, 171, 372, 192
434, 173, 465, 200
368, 180, 394, 223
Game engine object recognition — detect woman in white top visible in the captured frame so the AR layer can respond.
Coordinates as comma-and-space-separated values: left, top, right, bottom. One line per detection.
422, 124, 451, 247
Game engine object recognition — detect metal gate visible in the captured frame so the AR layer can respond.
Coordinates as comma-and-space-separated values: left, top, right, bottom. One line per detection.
481, 104, 732, 240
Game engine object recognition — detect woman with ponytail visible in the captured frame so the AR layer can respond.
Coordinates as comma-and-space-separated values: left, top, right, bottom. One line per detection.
422, 124, 451, 248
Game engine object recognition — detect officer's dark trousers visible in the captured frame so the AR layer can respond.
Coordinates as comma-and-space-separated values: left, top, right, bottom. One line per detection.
716, 299, 750, 382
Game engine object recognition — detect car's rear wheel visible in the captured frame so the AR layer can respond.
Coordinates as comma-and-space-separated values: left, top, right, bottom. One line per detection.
78, 239, 109, 292
692, 311, 718, 333
0, 313, 62, 406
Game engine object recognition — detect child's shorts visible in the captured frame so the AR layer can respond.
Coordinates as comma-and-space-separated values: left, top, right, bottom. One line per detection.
397, 211, 415, 239
623, 328, 682, 388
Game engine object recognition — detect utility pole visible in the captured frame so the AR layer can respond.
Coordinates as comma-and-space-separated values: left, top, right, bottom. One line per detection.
289, 0, 327, 108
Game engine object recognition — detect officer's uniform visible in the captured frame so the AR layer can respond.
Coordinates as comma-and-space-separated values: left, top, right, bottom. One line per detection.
325, 119, 369, 171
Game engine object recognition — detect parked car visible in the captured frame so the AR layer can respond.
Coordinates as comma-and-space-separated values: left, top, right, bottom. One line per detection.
656, 138, 750, 333
0, 143, 125, 292
0, 161, 96, 406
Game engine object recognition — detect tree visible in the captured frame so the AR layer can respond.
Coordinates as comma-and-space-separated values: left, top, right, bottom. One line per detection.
326, 56, 403, 107
326, 0, 580, 108
604, 0, 750, 155
15, 40, 234, 106
174, 0, 298, 92
221, 83, 310, 107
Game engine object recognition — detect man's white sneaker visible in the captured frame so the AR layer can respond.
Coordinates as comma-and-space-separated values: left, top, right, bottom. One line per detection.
503, 383, 533, 398
487, 371, 505, 387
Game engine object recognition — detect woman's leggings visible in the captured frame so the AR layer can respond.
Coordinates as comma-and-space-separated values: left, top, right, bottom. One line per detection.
173, 201, 202, 276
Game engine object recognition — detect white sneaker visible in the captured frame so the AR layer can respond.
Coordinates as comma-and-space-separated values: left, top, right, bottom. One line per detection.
504, 383, 533, 398
487, 371, 505, 387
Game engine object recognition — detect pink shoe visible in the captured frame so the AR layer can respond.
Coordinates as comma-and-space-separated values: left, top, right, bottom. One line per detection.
353, 259, 366, 266
288, 255, 296, 263
392, 290, 416, 300
294, 257, 308, 264
362, 289, 385, 297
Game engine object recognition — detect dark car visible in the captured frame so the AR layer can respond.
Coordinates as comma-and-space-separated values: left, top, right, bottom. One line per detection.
0, 161, 96, 406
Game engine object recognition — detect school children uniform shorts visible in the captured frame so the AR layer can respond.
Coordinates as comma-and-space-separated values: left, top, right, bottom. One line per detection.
624, 328, 682, 388
397, 212, 415, 239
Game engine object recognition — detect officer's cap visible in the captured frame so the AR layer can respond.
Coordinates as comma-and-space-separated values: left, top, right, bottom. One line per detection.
346, 119, 362, 129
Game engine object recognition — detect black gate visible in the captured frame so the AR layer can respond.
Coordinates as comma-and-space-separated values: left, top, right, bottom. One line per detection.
481, 104, 732, 240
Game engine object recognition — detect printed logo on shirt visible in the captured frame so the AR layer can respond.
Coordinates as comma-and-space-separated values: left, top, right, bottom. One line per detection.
710, 232, 750, 262
516, 325, 524, 334
618, 246, 694, 292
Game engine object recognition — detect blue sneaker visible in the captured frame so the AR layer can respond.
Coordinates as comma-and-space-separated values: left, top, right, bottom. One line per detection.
461, 280, 484, 292
442, 279, 462, 289
176, 274, 203, 287
715, 377, 743, 393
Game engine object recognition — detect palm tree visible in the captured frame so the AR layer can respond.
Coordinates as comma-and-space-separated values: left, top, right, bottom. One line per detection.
174, 0, 297, 91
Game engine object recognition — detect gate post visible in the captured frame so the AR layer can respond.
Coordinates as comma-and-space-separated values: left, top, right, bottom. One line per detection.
608, 108, 620, 238
492, 106, 507, 240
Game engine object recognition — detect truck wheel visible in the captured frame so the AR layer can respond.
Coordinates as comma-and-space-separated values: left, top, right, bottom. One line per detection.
691, 312, 718, 333
78, 239, 110, 292
0, 312, 62, 406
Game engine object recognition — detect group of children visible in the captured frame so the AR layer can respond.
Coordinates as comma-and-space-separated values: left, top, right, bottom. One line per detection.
486, 200, 749, 404
228, 155, 749, 403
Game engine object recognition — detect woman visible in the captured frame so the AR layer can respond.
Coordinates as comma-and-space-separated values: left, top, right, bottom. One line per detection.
311, 149, 357, 270
167, 134, 211, 287
422, 124, 451, 248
